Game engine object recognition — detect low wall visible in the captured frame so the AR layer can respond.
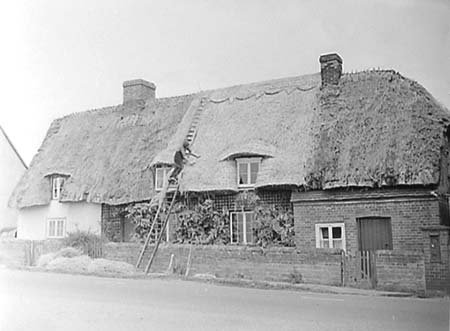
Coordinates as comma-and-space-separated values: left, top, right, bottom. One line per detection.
0, 238, 63, 266
103, 243, 343, 285
376, 250, 426, 293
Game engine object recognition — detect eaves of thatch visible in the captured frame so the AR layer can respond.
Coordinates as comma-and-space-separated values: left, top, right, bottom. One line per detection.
10, 95, 194, 208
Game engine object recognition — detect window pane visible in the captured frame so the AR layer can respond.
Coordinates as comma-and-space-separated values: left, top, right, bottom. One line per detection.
238, 163, 248, 185
49, 221, 55, 237
250, 162, 259, 184
320, 239, 329, 248
332, 239, 343, 249
57, 220, 64, 237
332, 227, 342, 239
245, 213, 253, 244
237, 213, 244, 243
231, 214, 238, 243
321, 227, 329, 239
156, 168, 163, 189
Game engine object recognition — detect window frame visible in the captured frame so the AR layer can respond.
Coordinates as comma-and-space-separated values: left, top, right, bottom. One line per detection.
230, 211, 254, 245
155, 166, 172, 191
51, 177, 64, 200
236, 157, 261, 189
315, 223, 346, 251
47, 218, 66, 238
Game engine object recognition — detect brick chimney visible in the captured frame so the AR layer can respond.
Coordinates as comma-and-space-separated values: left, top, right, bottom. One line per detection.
319, 53, 343, 86
123, 79, 156, 104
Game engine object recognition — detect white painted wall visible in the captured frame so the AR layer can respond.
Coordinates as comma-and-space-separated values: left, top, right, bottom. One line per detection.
17, 201, 101, 240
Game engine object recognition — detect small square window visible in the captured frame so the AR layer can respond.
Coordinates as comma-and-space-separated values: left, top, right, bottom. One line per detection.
47, 218, 66, 238
315, 223, 345, 251
236, 158, 261, 188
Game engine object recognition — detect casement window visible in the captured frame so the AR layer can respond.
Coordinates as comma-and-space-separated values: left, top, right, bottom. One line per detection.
52, 177, 64, 200
155, 167, 172, 191
236, 158, 261, 188
47, 218, 66, 238
230, 212, 254, 244
315, 223, 346, 250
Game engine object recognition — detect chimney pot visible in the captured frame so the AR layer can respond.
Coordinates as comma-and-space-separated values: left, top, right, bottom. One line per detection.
123, 79, 156, 104
319, 53, 343, 86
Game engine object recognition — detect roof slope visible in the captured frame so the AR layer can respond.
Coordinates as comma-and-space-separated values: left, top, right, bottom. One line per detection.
11, 96, 194, 208
155, 71, 450, 193
153, 73, 322, 192
306, 70, 450, 189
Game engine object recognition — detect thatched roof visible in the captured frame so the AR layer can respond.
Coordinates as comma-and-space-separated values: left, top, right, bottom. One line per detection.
306, 70, 450, 189
154, 70, 450, 192
11, 96, 194, 208
153, 74, 321, 192
11, 69, 450, 208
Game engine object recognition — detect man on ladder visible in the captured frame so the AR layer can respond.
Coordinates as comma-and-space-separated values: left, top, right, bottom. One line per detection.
168, 139, 200, 184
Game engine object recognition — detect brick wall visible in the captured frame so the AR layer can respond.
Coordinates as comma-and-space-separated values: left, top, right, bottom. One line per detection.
375, 250, 426, 294
422, 228, 450, 292
103, 243, 343, 285
293, 195, 440, 254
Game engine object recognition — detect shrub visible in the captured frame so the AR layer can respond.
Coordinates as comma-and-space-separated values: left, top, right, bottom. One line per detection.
173, 199, 230, 245
63, 230, 103, 257
124, 202, 163, 242
253, 206, 295, 247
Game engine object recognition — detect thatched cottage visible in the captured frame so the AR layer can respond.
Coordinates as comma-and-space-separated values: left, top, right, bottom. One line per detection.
10, 53, 450, 291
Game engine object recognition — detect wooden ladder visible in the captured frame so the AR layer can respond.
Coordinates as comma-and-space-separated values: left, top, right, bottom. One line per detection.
136, 182, 180, 274
185, 97, 207, 144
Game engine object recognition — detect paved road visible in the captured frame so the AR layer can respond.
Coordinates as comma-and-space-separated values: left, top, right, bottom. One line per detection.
0, 269, 448, 331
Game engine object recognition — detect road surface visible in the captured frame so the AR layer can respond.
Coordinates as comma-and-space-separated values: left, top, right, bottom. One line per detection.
0, 269, 448, 331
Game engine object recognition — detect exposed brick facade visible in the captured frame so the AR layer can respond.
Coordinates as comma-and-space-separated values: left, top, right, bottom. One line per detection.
292, 188, 449, 293
293, 191, 440, 254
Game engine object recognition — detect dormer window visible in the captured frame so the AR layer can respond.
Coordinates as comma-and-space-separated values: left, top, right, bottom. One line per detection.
52, 177, 64, 200
236, 157, 261, 188
155, 166, 171, 191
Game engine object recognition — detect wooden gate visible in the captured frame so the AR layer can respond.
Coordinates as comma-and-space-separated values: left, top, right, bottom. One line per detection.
357, 217, 393, 288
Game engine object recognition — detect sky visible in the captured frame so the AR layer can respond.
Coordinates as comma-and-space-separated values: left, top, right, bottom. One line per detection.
0, 0, 449, 166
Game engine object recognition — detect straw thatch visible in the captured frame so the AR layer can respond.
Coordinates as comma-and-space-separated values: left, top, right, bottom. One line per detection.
152, 74, 321, 192
306, 70, 450, 189
11, 69, 450, 208
11, 96, 194, 208
155, 70, 449, 192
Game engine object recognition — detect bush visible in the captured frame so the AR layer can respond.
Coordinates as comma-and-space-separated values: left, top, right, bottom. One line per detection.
253, 206, 295, 247
173, 199, 230, 245
63, 230, 103, 257
124, 202, 163, 242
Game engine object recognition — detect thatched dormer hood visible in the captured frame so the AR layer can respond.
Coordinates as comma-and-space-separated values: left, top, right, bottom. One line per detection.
10, 66, 450, 208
